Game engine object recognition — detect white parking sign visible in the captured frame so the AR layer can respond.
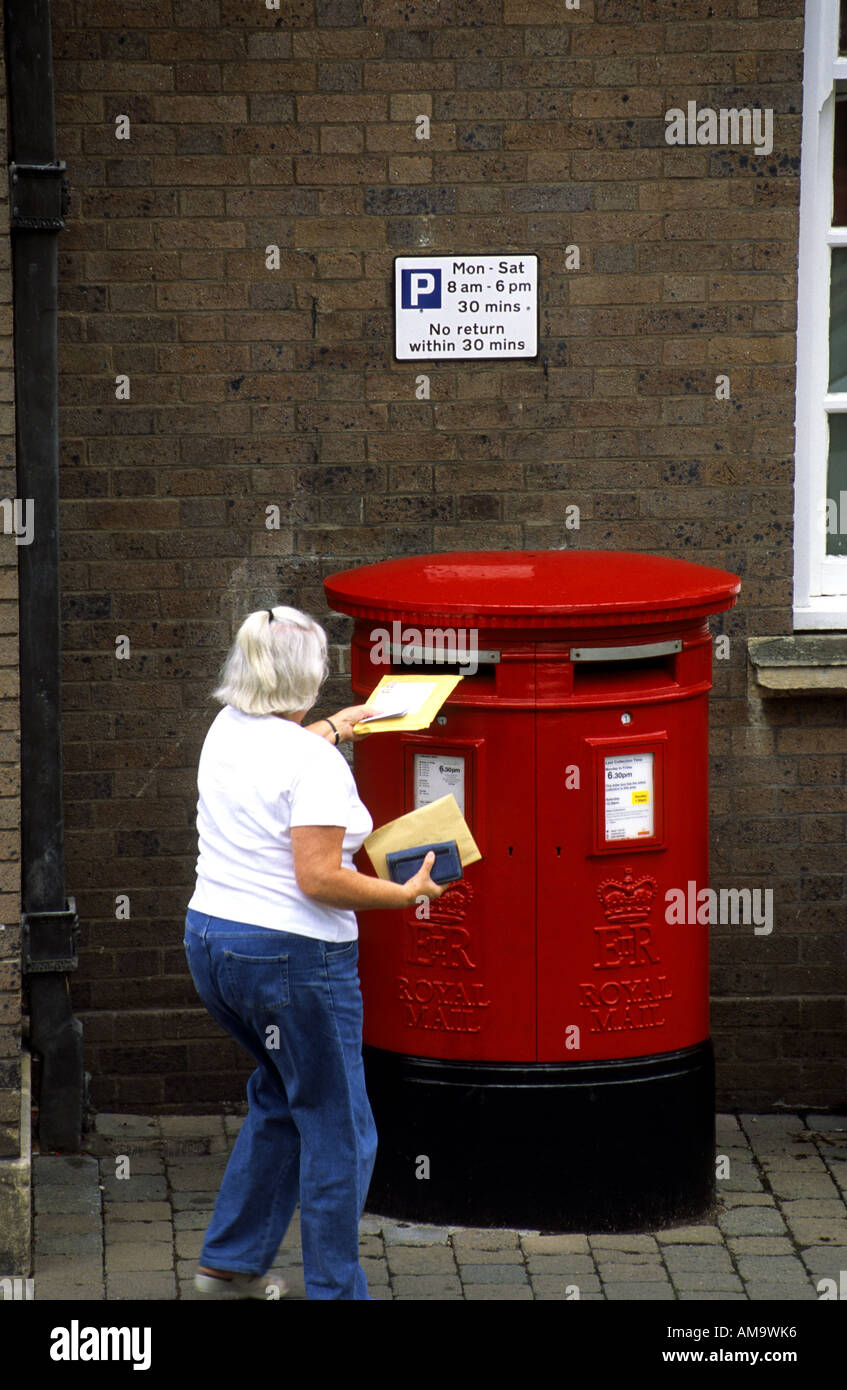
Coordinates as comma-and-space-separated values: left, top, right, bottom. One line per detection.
395, 255, 538, 360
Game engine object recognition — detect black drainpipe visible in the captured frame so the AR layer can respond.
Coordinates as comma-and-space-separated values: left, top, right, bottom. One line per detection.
4, 0, 84, 1150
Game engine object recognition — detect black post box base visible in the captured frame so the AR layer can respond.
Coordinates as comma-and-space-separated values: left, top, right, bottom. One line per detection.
362, 1041, 716, 1233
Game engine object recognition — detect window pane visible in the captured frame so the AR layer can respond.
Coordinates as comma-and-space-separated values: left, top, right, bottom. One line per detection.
833, 96, 847, 224
826, 413, 847, 555
842, 0, 847, 54
828, 248, 847, 389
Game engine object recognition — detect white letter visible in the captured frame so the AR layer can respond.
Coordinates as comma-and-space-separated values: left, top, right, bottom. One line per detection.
459, 628, 479, 676
50, 1328, 70, 1362
265, 245, 280, 270
115, 114, 130, 140
415, 114, 430, 141
697, 106, 718, 146
755, 107, 773, 158
13, 498, 34, 546
415, 373, 430, 400
369, 627, 390, 665
664, 108, 686, 147
664, 887, 686, 925
401, 625, 421, 662
752, 888, 773, 937
409, 273, 435, 307
697, 888, 715, 926
132, 1327, 152, 1372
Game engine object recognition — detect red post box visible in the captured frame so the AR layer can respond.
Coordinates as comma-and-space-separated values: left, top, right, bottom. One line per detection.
325, 550, 739, 1231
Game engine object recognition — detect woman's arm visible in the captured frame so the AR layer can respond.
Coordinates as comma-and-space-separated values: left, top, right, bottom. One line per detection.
304, 705, 373, 744
291, 825, 444, 910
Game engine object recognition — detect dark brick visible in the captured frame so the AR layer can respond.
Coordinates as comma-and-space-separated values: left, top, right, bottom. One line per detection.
364, 185, 457, 215
317, 0, 362, 24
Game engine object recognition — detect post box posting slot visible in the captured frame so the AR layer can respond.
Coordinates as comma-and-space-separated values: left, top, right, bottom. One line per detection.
570, 640, 682, 697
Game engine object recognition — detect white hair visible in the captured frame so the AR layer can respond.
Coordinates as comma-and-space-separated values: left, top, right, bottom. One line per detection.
212, 606, 329, 716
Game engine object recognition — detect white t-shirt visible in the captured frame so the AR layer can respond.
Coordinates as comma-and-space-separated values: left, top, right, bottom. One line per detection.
188, 706, 374, 941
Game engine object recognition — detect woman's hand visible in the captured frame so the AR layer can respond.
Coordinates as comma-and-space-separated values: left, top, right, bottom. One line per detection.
305, 705, 374, 744
330, 705, 376, 742
402, 851, 446, 905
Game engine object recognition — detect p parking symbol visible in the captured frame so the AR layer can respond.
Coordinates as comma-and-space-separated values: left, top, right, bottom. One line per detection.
401, 268, 442, 309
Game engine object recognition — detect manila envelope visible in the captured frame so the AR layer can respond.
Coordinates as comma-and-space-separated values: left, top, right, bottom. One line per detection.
363, 794, 481, 881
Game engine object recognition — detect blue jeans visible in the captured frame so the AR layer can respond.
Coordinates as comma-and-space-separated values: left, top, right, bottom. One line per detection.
183, 909, 378, 1300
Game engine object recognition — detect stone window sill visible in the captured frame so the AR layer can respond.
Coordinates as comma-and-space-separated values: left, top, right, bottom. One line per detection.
747, 635, 847, 696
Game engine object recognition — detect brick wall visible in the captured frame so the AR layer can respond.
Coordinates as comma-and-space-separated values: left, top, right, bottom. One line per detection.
49, 0, 845, 1111
0, 2, 23, 1161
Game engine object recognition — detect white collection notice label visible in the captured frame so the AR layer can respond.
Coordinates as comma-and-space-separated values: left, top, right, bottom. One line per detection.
395, 255, 538, 360
604, 752, 654, 841
414, 754, 466, 815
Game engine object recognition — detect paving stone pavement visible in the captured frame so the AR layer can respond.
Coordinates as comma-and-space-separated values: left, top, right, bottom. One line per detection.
24, 1111, 847, 1301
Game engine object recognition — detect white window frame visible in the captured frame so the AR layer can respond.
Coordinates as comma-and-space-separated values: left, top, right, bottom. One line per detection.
794, 0, 847, 626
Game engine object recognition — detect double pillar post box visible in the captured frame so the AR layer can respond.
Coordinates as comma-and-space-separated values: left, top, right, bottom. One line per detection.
325, 550, 740, 1231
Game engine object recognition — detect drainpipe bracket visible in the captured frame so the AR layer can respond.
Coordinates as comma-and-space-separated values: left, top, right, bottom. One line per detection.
9, 161, 70, 230
22, 897, 79, 974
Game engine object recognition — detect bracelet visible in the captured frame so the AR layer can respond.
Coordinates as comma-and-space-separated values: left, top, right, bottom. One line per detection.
324, 718, 339, 745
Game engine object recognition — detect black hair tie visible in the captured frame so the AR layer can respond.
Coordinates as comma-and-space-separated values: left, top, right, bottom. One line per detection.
267, 609, 274, 622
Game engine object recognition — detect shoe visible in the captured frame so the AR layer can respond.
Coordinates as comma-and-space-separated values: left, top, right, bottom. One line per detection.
193, 1268, 287, 1299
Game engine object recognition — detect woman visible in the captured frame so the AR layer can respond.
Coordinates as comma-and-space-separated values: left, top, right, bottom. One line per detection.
184, 605, 443, 1301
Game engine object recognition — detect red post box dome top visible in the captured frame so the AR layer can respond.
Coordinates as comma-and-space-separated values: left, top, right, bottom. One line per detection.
324, 550, 740, 631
